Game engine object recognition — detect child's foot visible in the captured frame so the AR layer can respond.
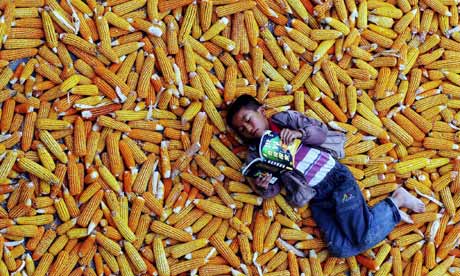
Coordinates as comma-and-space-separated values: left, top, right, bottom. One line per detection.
391, 187, 426, 213
399, 210, 414, 224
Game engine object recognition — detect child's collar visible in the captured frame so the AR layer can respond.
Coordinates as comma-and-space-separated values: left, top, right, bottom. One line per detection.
268, 118, 281, 133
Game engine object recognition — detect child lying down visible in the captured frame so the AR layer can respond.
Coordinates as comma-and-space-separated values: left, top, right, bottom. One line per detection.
226, 95, 425, 257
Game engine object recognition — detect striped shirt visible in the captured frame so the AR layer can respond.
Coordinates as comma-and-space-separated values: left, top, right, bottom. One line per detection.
294, 145, 336, 187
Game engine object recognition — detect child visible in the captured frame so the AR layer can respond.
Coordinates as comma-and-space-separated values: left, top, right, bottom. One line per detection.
226, 95, 426, 258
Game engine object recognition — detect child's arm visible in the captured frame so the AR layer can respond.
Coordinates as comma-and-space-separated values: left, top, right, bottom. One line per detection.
246, 175, 281, 198
271, 110, 328, 146
244, 146, 281, 198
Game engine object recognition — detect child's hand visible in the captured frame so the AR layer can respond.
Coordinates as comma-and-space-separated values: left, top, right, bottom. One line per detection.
280, 129, 302, 145
255, 173, 272, 189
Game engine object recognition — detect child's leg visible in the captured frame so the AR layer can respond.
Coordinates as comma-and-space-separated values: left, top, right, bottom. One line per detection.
310, 163, 427, 257
330, 164, 397, 245
309, 200, 350, 256
331, 165, 426, 251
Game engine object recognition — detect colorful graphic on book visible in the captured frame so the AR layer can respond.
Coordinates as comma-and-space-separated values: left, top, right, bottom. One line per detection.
242, 130, 301, 184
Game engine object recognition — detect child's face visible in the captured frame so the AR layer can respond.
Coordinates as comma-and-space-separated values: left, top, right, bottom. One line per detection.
232, 106, 269, 139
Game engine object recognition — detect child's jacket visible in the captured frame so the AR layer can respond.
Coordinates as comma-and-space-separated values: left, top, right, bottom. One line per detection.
245, 110, 346, 207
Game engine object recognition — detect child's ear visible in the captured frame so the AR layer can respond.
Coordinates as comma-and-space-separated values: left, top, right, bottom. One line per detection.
257, 106, 265, 115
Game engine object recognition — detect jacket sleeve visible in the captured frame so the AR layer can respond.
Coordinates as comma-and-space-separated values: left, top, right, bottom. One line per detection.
244, 145, 259, 166
271, 110, 328, 146
281, 169, 317, 207
244, 145, 281, 198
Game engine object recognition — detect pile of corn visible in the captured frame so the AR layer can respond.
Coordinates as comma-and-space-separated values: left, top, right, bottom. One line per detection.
1, 0, 460, 274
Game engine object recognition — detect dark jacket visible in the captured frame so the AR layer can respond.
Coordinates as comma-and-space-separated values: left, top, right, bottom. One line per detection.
245, 110, 346, 207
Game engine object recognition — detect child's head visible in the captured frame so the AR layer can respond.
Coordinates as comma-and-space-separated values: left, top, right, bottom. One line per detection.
226, 95, 269, 140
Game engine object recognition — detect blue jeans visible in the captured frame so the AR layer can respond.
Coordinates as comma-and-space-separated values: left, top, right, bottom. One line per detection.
309, 162, 401, 257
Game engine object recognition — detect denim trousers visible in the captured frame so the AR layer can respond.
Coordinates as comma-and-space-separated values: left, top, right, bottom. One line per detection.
308, 162, 401, 257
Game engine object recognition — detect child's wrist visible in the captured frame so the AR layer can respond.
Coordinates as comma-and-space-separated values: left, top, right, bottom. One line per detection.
297, 129, 305, 138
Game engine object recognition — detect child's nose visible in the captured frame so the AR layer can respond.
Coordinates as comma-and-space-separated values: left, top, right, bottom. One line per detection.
243, 123, 252, 133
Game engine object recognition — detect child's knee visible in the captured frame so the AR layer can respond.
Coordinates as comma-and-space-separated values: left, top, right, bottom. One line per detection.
333, 183, 364, 212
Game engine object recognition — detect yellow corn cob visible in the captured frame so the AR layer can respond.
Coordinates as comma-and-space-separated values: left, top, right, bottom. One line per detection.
392, 113, 425, 143
394, 233, 424, 248
209, 138, 242, 170
280, 228, 314, 241
193, 199, 233, 219
60, 33, 96, 55
311, 29, 343, 41
258, 220, 279, 253
305, 95, 335, 123
53, 197, 70, 222
95, 231, 122, 256
344, 140, 376, 156
395, 158, 430, 174
110, 211, 136, 242
200, 97, 224, 132
410, 212, 440, 224
432, 171, 454, 192
41, 10, 58, 52
264, 251, 288, 273
181, 101, 202, 123
285, 26, 317, 51
178, 171, 213, 196
32, 252, 54, 276
152, 236, 170, 276
424, 137, 459, 150
198, 264, 232, 275
382, 117, 414, 146
232, 192, 263, 206
308, 250, 323, 276
130, 54, 152, 94
209, 233, 240, 268
227, 217, 251, 239
105, 11, 134, 31
440, 186, 455, 216
200, 17, 229, 41
256, 247, 279, 267
170, 238, 209, 258
116, 253, 134, 276
424, 0, 451, 16
170, 258, 207, 275
427, 256, 455, 276
151, 220, 193, 242
356, 102, 381, 126
36, 118, 71, 130
2, 37, 43, 50
264, 96, 295, 109
367, 183, 398, 198
405, 177, 432, 196
230, 235, 250, 267
273, 196, 300, 222
123, 241, 147, 273
352, 115, 388, 139
17, 157, 59, 184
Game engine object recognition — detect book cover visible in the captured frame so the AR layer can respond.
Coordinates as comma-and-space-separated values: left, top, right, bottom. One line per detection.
242, 130, 301, 184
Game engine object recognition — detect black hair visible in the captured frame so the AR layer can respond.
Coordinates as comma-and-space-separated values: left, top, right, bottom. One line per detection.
226, 94, 262, 130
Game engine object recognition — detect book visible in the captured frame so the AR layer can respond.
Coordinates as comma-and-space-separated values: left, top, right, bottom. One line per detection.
242, 130, 301, 184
